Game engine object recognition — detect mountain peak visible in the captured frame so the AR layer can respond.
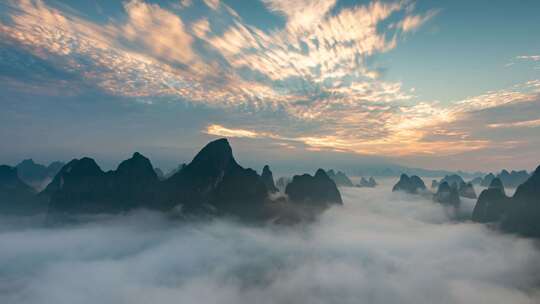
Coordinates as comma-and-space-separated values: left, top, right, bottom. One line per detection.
116, 152, 157, 180
261, 165, 277, 193
286, 169, 342, 205
488, 177, 505, 195
184, 138, 237, 175
392, 174, 426, 194
315, 168, 328, 178
18, 159, 36, 166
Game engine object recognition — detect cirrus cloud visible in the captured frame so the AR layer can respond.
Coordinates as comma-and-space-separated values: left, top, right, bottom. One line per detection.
1, 0, 537, 164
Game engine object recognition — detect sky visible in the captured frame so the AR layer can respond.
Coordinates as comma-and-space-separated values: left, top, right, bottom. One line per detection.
0, 0, 539, 172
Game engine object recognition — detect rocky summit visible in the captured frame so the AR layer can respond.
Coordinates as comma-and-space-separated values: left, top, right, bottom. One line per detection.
392, 174, 426, 194
357, 176, 377, 188
286, 169, 343, 206
472, 177, 509, 224
480, 173, 496, 187
439, 174, 465, 188
161, 138, 268, 217
261, 165, 278, 193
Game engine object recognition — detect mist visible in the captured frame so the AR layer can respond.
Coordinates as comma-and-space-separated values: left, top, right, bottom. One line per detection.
1, 180, 539, 304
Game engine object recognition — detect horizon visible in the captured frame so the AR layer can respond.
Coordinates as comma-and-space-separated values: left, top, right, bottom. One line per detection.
3, 137, 535, 178
1, 0, 539, 172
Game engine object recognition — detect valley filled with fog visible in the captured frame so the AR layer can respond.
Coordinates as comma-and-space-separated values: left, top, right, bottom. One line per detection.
1, 179, 539, 304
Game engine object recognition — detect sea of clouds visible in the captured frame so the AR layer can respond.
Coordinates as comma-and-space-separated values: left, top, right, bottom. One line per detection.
1, 180, 539, 304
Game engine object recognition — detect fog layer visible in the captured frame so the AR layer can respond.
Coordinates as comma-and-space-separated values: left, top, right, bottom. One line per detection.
1, 181, 539, 304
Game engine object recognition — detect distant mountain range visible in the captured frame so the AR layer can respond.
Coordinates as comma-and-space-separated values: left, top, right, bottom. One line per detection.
0, 139, 342, 223
472, 170, 531, 188
15, 159, 64, 191
391, 167, 540, 238
347, 165, 486, 179
2, 139, 538, 236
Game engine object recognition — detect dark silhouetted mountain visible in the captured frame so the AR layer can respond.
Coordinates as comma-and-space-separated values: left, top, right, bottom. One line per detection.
112, 152, 160, 206
392, 174, 426, 194
7, 138, 345, 223
488, 177, 505, 194
458, 181, 477, 199
357, 176, 377, 188
476, 170, 529, 188
351, 164, 484, 179
480, 173, 495, 187
440, 174, 465, 188
43, 139, 272, 218
163, 139, 268, 218
472, 178, 508, 223
433, 175, 476, 199
433, 181, 460, 207
286, 169, 342, 206
497, 169, 530, 188
326, 169, 354, 187
15, 159, 64, 190
45, 153, 159, 214
0, 165, 45, 214
261, 165, 278, 193
500, 166, 540, 237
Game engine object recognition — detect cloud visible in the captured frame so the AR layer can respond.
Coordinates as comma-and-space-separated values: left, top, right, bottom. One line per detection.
1, 0, 538, 164
1, 185, 540, 303
262, 0, 337, 30
505, 55, 540, 69
205, 79, 540, 159
0, 0, 423, 108
179, 0, 193, 8
206, 124, 261, 138
191, 18, 211, 39
120, 0, 196, 66
397, 9, 439, 32
203, 0, 220, 10
487, 118, 540, 129
516, 55, 540, 62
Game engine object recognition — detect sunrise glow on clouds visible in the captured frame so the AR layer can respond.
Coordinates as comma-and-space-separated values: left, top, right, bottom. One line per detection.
0, 0, 539, 168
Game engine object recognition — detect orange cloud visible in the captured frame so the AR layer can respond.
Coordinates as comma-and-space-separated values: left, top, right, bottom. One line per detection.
7, 0, 538, 159
206, 124, 260, 138
121, 0, 196, 65
203, 79, 540, 157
